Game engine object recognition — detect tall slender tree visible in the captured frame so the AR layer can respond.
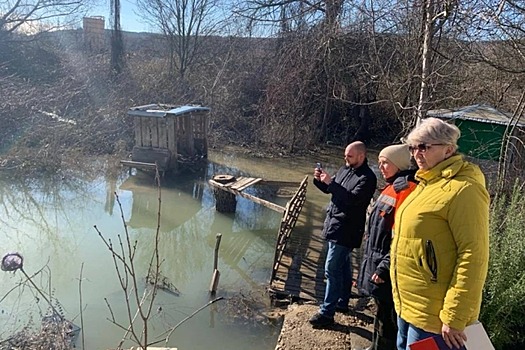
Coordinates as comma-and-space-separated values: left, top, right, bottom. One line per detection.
110, 0, 125, 75
416, 0, 456, 124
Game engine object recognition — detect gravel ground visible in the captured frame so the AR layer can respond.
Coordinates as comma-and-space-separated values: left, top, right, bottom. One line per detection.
274, 299, 375, 350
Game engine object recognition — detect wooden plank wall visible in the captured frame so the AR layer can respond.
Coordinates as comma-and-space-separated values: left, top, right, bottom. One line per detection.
158, 119, 168, 149
134, 117, 143, 146
167, 118, 177, 169
135, 117, 172, 149
150, 118, 159, 147
132, 110, 209, 167
193, 113, 208, 156
200, 113, 208, 154
184, 115, 194, 156
176, 117, 184, 153
193, 113, 205, 139
141, 117, 151, 147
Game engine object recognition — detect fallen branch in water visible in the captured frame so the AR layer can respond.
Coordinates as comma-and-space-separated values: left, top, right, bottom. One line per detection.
151, 296, 225, 347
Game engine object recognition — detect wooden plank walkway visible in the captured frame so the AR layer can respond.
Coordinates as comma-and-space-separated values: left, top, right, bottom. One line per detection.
209, 173, 363, 303
269, 198, 328, 301
269, 198, 363, 303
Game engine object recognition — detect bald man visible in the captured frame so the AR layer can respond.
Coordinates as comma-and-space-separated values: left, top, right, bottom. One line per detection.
310, 141, 377, 328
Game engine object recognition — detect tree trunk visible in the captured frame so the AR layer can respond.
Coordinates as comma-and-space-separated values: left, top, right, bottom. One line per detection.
416, 0, 434, 125
110, 0, 125, 75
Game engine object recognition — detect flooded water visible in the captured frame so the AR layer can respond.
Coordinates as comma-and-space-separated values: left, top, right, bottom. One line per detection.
0, 146, 371, 349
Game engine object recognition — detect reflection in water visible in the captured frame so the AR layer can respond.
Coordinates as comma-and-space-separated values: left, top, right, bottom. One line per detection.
0, 155, 294, 349
0, 146, 357, 349
119, 167, 211, 233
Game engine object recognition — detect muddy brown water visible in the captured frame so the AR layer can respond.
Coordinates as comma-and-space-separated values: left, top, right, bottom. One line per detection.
0, 146, 380, 349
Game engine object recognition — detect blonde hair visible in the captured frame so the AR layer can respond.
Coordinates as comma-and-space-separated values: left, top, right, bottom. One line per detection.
406, 117, 460, 152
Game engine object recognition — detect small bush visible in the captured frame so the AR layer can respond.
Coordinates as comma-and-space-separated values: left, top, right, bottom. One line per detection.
481, 181, 525, 349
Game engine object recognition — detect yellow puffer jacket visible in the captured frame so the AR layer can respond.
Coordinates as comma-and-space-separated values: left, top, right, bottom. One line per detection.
390, 155, 489, 333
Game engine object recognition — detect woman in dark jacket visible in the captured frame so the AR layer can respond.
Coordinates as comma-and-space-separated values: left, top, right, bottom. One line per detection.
357, 144, 417, 350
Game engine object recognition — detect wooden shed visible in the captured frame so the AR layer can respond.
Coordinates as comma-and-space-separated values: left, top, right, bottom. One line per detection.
120, 104, 210, 173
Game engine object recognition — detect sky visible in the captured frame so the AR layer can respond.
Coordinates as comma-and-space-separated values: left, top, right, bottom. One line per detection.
86, 0, 153, 33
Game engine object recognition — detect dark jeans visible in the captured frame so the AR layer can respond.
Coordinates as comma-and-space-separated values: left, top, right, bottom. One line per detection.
371, 297, 397, 350
319, 241, 352, 317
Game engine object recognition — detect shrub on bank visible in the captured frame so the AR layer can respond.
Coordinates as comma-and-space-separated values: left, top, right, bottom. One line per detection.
481, 182, 525, 349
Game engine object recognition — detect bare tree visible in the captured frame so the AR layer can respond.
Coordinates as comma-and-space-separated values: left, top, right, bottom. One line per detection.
449, 0, 525, 100
234, 0, 345, 34
0, 0, 84, 41
234, 0, 370, 149
137, 0, 223, 79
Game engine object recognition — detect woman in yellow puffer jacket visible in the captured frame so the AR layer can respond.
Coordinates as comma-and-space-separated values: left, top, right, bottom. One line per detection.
390, 118, 489, 350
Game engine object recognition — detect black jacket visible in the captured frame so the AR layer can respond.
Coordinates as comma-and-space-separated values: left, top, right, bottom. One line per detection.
357, 170, 417, 301
314, 159, 377, 249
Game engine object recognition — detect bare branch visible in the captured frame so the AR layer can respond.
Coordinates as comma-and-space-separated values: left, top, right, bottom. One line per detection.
151, 296, 224, 346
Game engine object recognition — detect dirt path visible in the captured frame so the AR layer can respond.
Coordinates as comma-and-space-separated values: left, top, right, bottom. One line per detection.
274, 298, 375, 350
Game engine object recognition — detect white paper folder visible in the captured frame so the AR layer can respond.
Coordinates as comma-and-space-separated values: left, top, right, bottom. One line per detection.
464, 321, 495, 350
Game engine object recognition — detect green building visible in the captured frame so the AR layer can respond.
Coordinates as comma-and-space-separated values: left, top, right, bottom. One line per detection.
426, 104, 525, 161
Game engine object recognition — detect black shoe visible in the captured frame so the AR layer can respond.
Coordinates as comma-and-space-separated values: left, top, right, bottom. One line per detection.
335, 305, 350, 313
308, 313, 334, 328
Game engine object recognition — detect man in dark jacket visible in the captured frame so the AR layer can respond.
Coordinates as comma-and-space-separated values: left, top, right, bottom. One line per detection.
309, 141, 377, 328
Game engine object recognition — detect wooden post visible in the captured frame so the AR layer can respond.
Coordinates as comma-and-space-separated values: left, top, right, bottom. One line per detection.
209, 233, 222, 294
212, 175, 237, 212
213, 233, 222, 271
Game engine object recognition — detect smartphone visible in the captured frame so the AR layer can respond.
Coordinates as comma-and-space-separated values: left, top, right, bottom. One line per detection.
316, 162, 322, 170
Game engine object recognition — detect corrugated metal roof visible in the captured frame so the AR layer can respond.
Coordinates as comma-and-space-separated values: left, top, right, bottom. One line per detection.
427, 104, 525, 127
127, 104, 210, 118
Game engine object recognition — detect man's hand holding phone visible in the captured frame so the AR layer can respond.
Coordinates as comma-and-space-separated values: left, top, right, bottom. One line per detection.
314, 162, 332, 185
314, 162, 323, 180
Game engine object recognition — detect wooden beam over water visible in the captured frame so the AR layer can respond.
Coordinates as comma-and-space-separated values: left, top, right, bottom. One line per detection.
262, 180, 302, 187
209, 179, 286, 213
235, 177, 262, 191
